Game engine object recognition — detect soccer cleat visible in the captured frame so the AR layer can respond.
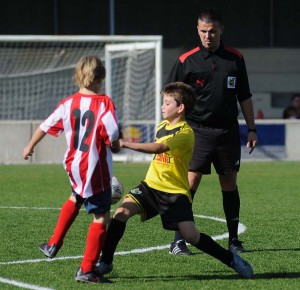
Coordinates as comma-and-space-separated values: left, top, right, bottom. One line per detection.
96, 261, 113, 275
229, 238, 246, 254
231, 253, 254, 278
75, 267, 111, 284
169, 240, 192, 255
39, 243, 60, 259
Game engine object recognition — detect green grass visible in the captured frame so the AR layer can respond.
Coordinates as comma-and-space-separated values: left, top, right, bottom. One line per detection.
0, 162, 300, 289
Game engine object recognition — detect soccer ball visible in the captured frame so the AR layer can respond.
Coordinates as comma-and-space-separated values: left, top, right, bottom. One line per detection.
111, 176, 124, 204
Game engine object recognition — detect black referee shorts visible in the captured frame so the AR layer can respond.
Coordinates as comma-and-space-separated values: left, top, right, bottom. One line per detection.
125, 181, 194, 231
189, 122, 241, 175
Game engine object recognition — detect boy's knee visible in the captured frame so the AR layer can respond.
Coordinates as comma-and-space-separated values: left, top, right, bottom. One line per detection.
113, 207, 131, 222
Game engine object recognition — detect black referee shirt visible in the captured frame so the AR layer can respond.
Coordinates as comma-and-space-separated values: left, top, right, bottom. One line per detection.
165, 42, 252, 127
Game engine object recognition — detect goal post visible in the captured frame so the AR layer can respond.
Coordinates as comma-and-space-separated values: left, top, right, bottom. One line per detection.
105, 41, 162, 128
105, 41, 162, 161
0, 35, 163, 162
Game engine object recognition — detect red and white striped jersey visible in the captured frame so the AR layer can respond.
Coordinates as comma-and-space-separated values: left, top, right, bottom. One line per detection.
40, 92, 120, 198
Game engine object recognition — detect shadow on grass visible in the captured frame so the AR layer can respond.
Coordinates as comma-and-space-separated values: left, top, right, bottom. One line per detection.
109, 271, 300, 281
246, 248, 300, 253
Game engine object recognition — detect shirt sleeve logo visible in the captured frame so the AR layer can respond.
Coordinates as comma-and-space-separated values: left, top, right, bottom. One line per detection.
196, 79, 205, 87
227, 76, 237, 89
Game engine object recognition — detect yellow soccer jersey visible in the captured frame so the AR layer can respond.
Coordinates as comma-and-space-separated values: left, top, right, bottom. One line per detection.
144, 120, 194, 201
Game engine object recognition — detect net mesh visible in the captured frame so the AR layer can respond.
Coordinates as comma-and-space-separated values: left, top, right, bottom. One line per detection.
0, 41, 106, 120
0, 37, 161, 135
107, 47, 156, 145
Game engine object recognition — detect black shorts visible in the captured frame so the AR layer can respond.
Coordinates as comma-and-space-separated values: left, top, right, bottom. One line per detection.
126, 181, 194, 231
188, 122, 241, 175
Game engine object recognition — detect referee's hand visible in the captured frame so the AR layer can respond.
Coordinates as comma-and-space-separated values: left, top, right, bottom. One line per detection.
247, 132, 257, 155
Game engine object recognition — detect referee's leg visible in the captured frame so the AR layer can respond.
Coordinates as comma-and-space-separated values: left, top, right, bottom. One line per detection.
219, 172, 245, 253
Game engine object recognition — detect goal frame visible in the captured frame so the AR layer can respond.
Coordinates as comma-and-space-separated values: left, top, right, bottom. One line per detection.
0, 35, 163, 163
105, 41, 162, 130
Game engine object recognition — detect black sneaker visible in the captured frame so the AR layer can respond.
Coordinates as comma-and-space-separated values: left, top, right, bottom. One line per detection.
169, 240, 192, 255
39, 243, 60, 259
229, 238, 246, 254
96, 261, 113, 275
75, 267, 111, 284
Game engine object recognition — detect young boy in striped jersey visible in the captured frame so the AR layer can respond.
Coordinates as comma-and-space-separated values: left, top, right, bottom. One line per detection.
96, 81, 254, 279
23, 55, 120, 284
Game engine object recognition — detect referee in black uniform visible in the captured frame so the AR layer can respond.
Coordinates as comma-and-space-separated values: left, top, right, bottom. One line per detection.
166, 8, 258, 255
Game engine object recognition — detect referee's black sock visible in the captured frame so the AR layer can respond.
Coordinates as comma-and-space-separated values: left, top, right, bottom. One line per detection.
196, 232, 233, 267
173, 189, 197, 243
222, 188, 240, 241
100, 218, 126, 264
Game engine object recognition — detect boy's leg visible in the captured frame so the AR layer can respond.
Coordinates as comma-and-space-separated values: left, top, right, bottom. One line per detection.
99, 218, 127, 265
40, 196, 80, 258
76, 211, 111, 284
178, 221, 233, 266
48, 197, 80, 246
170, 189, 196, 255
179, 222, 253, 278
80, 222, 107, 273
97, 198, 141, 274
196, 232, 253, 278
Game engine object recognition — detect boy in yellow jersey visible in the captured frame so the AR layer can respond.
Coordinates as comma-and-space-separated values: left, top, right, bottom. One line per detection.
97, 82, 254, 279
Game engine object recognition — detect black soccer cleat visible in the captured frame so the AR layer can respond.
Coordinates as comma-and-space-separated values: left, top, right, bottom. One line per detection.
75, 267, 111, 284
96, 261, 113, 275
39, 243, 60, 259
169, 240, 192, 255
229, 238, 246, 254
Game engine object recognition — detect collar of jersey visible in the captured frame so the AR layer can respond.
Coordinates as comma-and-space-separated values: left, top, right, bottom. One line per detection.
199, 41, 225, 59
164, 120, 186, 130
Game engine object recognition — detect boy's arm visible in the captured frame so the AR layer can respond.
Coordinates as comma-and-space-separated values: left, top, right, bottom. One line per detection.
23, 127, 47, 160
111, 139, 120, 153
120, 138, 169, 154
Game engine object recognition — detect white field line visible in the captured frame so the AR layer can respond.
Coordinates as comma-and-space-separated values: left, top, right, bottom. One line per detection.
0, 209, 246, 266
0, 206, 74, 210
0, 277, 54, 290
0, 206, 246, 289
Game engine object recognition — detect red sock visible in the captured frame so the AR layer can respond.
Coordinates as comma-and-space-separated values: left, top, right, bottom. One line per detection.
80, 223, 106, 273
48, 199, 80, 246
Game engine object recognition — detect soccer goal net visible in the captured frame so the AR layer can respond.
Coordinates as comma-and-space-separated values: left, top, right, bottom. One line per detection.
0, 35, 162, 162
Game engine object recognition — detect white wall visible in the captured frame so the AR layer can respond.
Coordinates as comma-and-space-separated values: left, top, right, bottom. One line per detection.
0, 121, 66, 165
1, 120, 299, 164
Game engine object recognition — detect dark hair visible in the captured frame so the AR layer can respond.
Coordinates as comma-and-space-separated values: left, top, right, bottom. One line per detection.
291, 94, 300, 101
161, 82, 196, 116
198, 8, 223, 25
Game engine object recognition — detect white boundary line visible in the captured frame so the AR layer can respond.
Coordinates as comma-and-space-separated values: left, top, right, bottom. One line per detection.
0, 213, 246, 266
0, 207, 246, 289
0, 277, 54, 290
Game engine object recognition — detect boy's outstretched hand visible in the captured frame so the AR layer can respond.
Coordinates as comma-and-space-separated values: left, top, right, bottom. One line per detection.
23, 146, 34, 160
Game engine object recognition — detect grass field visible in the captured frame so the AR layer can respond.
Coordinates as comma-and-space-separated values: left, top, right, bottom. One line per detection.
0, 161, 299, 290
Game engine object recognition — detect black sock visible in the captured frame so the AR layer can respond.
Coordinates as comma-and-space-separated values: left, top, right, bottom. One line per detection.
222, 188, 240, 241
173, 189, 197, 243
196, 233, 233, 267
174, 231, 184, 242
100, 218, 126, 264
190, 189, 196, 200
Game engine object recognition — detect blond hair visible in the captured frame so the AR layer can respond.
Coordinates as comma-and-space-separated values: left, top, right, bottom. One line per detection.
73, 55, 106, 88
